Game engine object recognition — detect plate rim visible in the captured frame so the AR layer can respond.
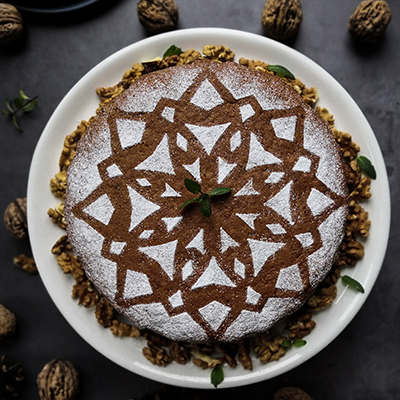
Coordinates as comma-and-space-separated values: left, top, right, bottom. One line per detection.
27, 27, 391, 388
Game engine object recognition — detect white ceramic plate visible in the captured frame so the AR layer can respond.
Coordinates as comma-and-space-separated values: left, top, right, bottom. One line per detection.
27, 28, 390, 388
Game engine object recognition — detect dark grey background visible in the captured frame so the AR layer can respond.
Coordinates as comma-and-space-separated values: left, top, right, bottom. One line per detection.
1, 0, 399, 398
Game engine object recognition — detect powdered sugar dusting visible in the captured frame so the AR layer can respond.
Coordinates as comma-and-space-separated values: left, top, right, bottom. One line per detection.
65, 60, 349, 342
276, 264, 304, 291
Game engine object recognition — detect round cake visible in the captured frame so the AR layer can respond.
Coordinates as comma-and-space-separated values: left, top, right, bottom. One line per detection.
64, 59, 349, 342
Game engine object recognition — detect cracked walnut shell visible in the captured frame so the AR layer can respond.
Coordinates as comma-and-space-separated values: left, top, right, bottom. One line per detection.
0, 3, 23, 46
348, 1, 392, 43
4, 197, 28, 240
0, 304, 17, 339
37, 360, 79, 400
137, 0, 179, 34
262, 0, 303, 41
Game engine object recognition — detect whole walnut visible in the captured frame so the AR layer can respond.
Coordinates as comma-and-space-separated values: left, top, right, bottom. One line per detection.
262, 0, 303, 41
37, 360, 79, 400
4, 198, 28, 240
0, 3, 23, 46
348, 1, 391, 43
137, 0, 179, 34
274, 387, 313, 400
0, 304, 17, 339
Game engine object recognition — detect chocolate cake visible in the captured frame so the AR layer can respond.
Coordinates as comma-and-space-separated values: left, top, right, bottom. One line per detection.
64, 59, 349, 342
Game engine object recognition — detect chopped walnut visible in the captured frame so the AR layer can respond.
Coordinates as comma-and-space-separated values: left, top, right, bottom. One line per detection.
237, 339, 253, 370
180, 342, 214, 357
58, 120, 90, 171
190, 350, 224, 369
316, 106, 335, 129
192, 357, 209, 370
169, 341, 191, 365
121, 63, 144, 88
143, 344, 173, 367
50, 170, 67, 200
345, 199, 371, 241
306, 285, 337, 311
51, 235, 72, 256
286, 312, 316, 340
320, 267, 341, 287
345, 160, 363, 193
95, 297, 115, 328
350, 176, 372, 202
110, 320, 140, 338
56, 252, 85, 283
254, 334, 287, 363
203, 45, 235, 62
238, 57, 270, 71
218, 342, 238, 368
332, 128, 360, 160
71, 280, 99, 308
13, 254, 38, 274
336, 239, 365, 267
142, 330, 171, 347
47, 202, 66, 229
96, 83, 125, 106
177, 49, 203, 65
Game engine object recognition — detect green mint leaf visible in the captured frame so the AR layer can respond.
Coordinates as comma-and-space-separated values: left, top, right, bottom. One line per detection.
199, 195, 211, 217
267, 64, 295, 80
19, 90, 30, 101
5, 98, 13, 113
293, 339, 307, 347
184, 178, 201, 194
281, 339, 293, 348
209, 187, 231, 197
22, 98, 37, 113
356, 155, 376, 179
179, 197, 200, 210
163, 44, 183, 58
342, 275, 365, 293
12, 114, 22, 131
211, 365, 224, 388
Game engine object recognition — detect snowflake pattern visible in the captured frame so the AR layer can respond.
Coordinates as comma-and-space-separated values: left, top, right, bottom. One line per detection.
66, 62, 348, 341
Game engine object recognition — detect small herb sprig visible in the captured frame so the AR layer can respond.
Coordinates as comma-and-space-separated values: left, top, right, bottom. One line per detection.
179, 178, 231, 217
3, 90, 38, 131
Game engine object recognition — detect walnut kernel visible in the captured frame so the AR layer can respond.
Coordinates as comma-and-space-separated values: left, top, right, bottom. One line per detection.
37, 359, 79, 400
262, 0, 303, 41
0, 3, 23, 46
348, 1, 391, 43
13, 254, 38, 274
137, 0, 179, 34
